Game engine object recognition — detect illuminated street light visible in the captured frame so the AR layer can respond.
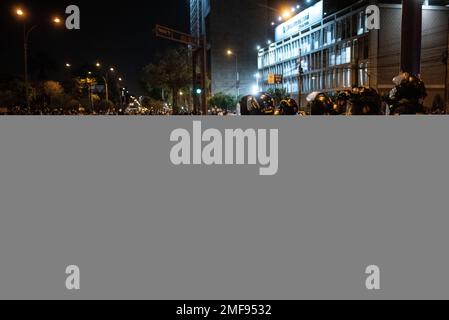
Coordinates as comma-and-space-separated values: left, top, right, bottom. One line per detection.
96, 62, 101, 68
282, 10, 292, 19
13, 6, 52, 109
53, 17, 61, 24
118, 77, 123, 81
65, 63, 71, 68
226, 49, 239, 99
110, 67, 115, 72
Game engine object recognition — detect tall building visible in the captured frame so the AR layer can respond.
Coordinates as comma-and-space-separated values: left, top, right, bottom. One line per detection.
257, 0, 449, 110
189, 0, 270, 98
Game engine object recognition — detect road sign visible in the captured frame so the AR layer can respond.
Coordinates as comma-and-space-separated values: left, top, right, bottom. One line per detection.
268, 74, 283, 84
275, 74, 283, 84
154, 25, 197, 46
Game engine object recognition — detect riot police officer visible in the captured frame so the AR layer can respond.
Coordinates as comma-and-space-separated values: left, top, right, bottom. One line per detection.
348, 87, 382, 115
387, 73, 427, 115
332, 90, 352, 115
239, 92, 276, 115
307, 92, 334, 115
278, 98, 299, 115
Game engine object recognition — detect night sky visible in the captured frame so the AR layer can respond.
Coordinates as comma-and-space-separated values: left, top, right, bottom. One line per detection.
0, 0, 190, 95
3, 1, 445, 96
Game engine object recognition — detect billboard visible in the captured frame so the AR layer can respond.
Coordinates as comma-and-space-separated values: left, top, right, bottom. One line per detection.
275, 1, 324, 42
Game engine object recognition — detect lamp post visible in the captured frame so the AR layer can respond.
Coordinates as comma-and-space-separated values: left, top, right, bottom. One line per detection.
95, 62, 115, 102
226, 49, 240, 100
14, 7, 62, 110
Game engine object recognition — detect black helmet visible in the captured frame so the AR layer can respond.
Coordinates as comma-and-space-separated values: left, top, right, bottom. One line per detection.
388, 73, 427, 115
333, 90, 352, 115
307, 92, 333, 115
279, 98, 299, 115
349, 87, 382, 115
240, 93, 275, 115
337, 90, 352, 101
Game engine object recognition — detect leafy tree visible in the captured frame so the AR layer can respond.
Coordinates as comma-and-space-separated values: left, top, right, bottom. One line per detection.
142, 47, 192, 114
43, 81, 64, 107
141, 96, 165, 113
208, 92, 236, 111
267, 88, 289, 105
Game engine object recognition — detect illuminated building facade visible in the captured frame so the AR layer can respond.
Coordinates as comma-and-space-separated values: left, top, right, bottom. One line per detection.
258, 0, 449, 109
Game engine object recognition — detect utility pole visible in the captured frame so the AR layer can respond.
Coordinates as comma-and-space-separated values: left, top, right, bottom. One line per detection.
201, 35, 208, 115
23, 24, 38, 110
297, 48, 303, 109
401, 0, 424, 75
192, 49, 198, 113
445, 18, 449, 112
154, 24, 208, 115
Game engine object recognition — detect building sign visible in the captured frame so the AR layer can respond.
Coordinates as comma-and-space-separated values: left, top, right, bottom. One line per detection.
268, 74, 283, 85
275, 1, 323, 42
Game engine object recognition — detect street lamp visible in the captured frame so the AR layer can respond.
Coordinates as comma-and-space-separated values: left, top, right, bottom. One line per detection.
14, 7, 62, 109
95, 62, 112, 102
226, 49, 240, 99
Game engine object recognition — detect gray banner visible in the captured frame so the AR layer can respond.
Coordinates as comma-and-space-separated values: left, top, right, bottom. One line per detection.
0, 116, 448, 299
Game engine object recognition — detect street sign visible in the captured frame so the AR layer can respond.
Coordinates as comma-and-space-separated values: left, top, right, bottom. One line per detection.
154, 25, 197, 46
268, 74, 283, 84
275, 74, 283, 84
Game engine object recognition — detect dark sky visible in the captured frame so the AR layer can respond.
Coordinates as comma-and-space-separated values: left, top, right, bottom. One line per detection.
3, 1, 446, 95
0, 0, 360, 95
0, 0, 190, 95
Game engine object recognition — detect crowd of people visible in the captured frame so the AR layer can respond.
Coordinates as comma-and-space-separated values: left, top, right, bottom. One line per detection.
2, 73, 447, 116
239, 73, 446, 116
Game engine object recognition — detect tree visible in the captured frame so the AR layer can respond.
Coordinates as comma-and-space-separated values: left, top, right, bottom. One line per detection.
267, 88, 289, 105
43, 81, 64, 107
142, 47, 192, 114
208, 92, 236, 111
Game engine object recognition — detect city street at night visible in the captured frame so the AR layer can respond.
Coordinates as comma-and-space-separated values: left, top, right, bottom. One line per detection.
1, 1, 449, 116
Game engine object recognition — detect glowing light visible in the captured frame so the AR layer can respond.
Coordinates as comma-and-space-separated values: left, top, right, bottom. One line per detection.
16, 8, 24, 16
251, 85, 259, 95
282, 11, 292, 19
